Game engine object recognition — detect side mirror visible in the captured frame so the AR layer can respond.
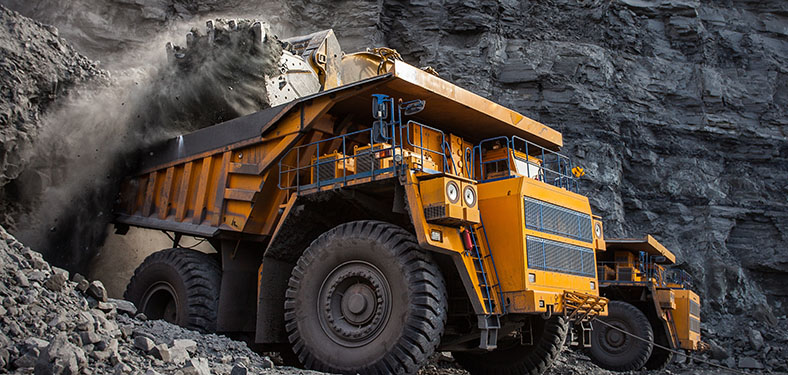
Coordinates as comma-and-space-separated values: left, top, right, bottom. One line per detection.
371, 95, 390, 120
400, 100, 425, 116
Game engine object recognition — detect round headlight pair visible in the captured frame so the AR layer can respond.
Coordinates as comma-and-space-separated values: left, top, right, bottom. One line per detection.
445, 182, 476, 207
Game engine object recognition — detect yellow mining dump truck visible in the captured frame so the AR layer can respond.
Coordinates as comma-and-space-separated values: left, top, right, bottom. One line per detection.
589, 236, 705, 370
114, 27, 611, 374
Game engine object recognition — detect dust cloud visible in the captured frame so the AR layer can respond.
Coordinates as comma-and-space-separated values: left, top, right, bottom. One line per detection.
14, 19, 284, 273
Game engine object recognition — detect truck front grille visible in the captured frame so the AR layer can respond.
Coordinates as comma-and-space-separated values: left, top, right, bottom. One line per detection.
524, 197, 592, 243
526, 236, 595, 277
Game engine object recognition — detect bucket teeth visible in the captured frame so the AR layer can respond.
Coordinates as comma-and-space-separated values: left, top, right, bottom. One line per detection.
252, 21, 263, 44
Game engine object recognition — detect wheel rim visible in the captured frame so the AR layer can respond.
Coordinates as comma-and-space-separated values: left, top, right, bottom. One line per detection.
142, 281, 179, 324
317, 260, 392, 347
599, 319, 631, 354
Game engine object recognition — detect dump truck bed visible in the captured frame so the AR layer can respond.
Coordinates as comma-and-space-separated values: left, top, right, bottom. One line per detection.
115, 60, 562, 240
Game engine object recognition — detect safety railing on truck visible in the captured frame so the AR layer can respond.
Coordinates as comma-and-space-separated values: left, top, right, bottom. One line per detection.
474, 135, 579, 193
597, 253, 693, 289
278, 120, 452, 192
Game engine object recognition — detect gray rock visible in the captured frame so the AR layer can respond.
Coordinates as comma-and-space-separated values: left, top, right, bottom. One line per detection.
44, 268, 69, 292
76, 279, 89, 293
71, 273, 86, 284
79, 331, 101, 345
230, 364, 248, 375
15, 270, 30, 287
169, 346, 190, 365
748, 328, 764, 351
172, 339, 197, 353
86, 281, 108, 302
134, 336, 155, 352
709, 340, 729, 360
108, 298, 137, 316
151, 344, 171, 362
261, 356, 274, 369
34, 333, 87, 375
181, 358, 210, 375
738, 356, 764, 369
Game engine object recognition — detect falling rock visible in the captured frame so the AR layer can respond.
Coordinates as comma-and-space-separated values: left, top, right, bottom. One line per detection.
86, 281, 108, 302
738, 356, 764, 369
134, 336, 156, 353
181, 358, 211, 375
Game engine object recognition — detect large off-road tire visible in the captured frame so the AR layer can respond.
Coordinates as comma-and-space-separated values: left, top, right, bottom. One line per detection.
452, 316, 569, 375
124, 248, 221, 332
589, 301, 654, 371
284, 221, 447, 374
644, 319, 674, 370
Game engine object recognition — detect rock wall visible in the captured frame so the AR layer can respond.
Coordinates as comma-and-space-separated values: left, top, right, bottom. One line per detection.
2, 0, 787, 320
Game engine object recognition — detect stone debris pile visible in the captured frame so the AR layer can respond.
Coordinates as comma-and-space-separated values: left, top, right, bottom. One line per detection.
0, 226, 310, 374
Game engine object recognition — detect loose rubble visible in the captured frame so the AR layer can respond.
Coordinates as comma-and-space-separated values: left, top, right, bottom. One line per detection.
0, 226, 323, 375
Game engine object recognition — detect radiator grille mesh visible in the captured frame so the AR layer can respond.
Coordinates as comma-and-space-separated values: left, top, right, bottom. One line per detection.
526, 236, 595, 277
690, 299, 700, 316
424, 205, 446, 221
524, 197, 592, 242
690, 317, 700, 333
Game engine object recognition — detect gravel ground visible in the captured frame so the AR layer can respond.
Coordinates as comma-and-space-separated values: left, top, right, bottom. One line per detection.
0, 225, 322, 375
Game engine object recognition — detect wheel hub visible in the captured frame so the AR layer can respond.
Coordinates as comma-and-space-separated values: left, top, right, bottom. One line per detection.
600, 320, 630, 353
142, 282, 179, 324
318, 261, 392, 347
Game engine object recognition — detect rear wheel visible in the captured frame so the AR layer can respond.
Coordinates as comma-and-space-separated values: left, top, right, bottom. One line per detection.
452, 316, 569, 375
589, 301, 653, 371
124, 248, 221, 332
284, 221, 447, 374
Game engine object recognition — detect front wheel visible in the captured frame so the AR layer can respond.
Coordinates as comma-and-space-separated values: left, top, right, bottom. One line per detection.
284, 221, 447, 374
588, 301, 654, 371
453, 316, 569, 375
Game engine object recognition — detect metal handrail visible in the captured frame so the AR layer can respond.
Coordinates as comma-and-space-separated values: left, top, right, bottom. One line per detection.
475, 135, 579, 192
402, 120, 448, 173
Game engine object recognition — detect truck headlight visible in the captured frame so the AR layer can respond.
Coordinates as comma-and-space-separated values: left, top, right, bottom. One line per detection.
463, 186, 476, 207
590, 281, 596, 290
446, 181, 459, 203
